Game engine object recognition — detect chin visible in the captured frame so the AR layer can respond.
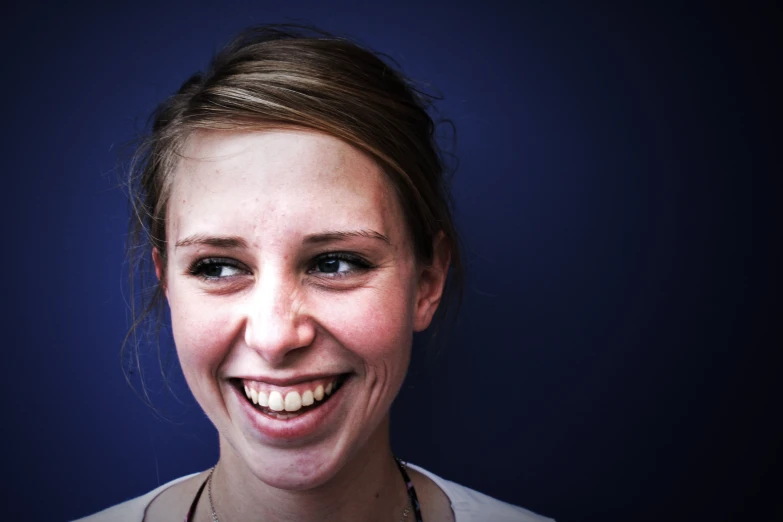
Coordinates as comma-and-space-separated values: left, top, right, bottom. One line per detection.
245, 445, 349, 491
260, 470, 331, 491
221, 426, 349, 491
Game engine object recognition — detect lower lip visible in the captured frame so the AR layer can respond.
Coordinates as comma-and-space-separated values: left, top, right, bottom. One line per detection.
232, 377, 349, 443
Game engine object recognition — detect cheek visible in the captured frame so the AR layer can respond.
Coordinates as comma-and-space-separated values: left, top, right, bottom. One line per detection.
315, 284, 415, 363
168, 290, 234, 376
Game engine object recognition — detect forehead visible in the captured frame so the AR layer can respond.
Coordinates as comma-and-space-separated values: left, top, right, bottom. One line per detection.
167, 129, 404, 246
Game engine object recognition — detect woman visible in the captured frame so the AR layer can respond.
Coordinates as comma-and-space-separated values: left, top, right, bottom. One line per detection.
78, 25, 553, 522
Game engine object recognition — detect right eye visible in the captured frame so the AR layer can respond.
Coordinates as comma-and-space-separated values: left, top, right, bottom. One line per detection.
188, 258, 247, 280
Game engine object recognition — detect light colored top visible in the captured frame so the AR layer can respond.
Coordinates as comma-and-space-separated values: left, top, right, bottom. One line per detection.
74, 463, 554, 522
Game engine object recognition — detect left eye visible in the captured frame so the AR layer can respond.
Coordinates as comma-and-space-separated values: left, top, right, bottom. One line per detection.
310, 254, 370, 276
316, 258, 349, 273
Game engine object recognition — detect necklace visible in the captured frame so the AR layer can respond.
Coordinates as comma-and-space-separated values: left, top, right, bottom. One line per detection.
204, 460, 416, 522
206, 466, 219, 522
397, 459, 413, 521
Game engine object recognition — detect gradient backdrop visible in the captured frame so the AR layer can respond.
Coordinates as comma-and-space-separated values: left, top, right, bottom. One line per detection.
3, 2, 779, 521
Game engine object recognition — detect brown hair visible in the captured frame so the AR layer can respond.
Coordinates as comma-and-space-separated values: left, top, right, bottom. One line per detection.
123, 24, 463, 402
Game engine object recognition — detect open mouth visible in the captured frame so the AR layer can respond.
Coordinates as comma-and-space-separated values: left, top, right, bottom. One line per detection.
232, 374, 349, 420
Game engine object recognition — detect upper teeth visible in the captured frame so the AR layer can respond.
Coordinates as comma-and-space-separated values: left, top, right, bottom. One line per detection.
269, 391, 284, 411
243, 378, 338, 412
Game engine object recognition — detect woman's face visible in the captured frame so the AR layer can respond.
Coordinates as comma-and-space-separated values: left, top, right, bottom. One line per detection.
156, 129, 445, 489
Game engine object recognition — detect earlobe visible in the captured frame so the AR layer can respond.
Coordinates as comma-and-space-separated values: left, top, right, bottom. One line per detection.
413, 233, 451, 332
152, 248, 168, 299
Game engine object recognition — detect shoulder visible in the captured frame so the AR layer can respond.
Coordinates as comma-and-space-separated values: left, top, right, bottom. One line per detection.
407, 463, 555, 522
71, 472, 204, 522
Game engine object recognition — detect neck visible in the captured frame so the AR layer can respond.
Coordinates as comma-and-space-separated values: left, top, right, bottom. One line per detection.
208, 416, 409, 522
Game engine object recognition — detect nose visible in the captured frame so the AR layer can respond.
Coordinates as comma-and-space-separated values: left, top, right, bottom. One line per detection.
242, 267, 315, 365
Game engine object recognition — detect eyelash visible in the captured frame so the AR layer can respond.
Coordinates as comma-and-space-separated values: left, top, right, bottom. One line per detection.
187, 253, 374, 281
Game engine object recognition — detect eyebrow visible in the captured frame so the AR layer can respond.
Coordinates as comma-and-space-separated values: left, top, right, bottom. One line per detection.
174, 235, 249, 249
303, 229, 391, 245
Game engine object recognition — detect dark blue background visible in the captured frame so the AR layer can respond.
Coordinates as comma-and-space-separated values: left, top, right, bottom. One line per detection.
2, 2, 779, 521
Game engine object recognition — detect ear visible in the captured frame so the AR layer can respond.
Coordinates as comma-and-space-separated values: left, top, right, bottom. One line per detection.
152, 248, 169, 299
413, 232, 451, 332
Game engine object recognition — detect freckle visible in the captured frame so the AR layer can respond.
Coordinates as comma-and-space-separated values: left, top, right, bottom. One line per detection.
375, 492, 380, 499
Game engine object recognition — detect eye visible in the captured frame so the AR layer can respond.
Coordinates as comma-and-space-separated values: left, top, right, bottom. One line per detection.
188, 258, 247, 280
309, 253, 372, 277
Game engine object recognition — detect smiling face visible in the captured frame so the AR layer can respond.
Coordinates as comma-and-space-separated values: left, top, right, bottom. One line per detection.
155, 129, 446, 490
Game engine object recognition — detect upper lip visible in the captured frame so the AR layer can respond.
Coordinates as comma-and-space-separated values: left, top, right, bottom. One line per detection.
231, 373, 347, 386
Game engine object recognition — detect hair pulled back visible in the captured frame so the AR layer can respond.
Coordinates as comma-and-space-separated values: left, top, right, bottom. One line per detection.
124, 24, 462, 398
